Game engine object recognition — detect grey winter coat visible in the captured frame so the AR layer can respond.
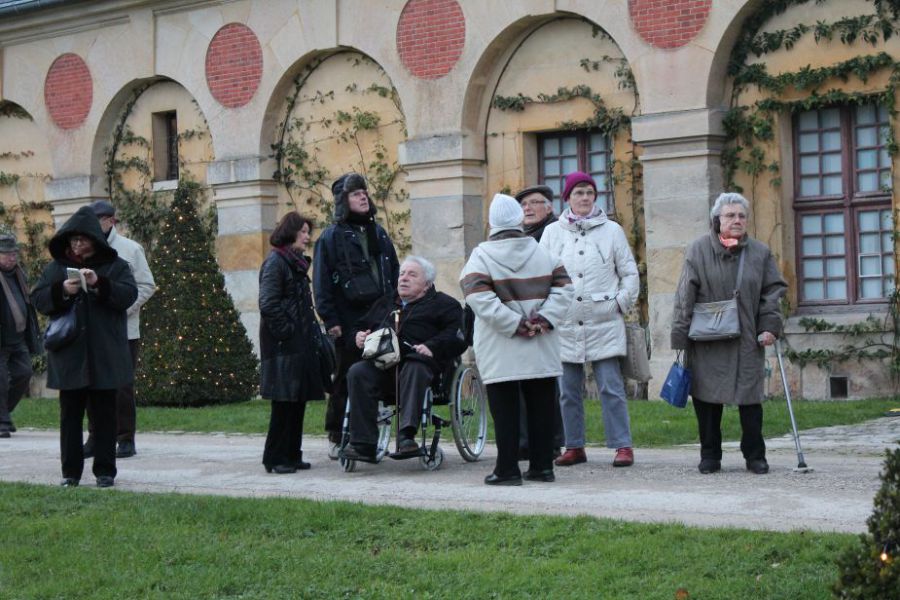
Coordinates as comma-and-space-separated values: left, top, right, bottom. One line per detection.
671, 231, 787, 406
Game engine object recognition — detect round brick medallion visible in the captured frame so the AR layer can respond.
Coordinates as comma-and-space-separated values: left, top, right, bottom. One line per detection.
44, 53, 93, 130
205, 23, 263, 108
397, 0, 465, 80
629, 0, 712, 49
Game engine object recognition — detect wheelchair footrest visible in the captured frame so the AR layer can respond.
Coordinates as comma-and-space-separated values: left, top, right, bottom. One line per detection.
389, 449, 426, 460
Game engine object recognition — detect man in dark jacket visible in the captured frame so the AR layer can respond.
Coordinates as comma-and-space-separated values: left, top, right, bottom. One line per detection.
31, 206, 137, 487
0, 233, 40, 438
340, 256, 466, 462
313, 173, 399, 457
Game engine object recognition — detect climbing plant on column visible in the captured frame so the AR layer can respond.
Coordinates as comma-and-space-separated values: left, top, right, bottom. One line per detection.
136, 180, 258, 406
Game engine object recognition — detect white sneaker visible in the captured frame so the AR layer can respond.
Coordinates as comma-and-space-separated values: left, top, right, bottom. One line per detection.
328, 443, 340, 460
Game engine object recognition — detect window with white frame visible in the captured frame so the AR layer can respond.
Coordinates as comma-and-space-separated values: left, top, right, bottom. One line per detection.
794, 104, 895, 306
537, 130, 613, 215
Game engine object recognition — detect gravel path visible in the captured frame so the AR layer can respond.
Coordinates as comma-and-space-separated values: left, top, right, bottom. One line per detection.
1, 418, 897, 534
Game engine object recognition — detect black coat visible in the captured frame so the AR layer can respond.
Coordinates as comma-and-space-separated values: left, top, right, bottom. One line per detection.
258, 248, 325, 402
313, 221, 399, 349
0, 266, 41, 354
31, 206, 137, 391
356, 286, 467, 375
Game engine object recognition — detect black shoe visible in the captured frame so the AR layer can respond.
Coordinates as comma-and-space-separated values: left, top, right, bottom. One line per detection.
523, 468, 555, 482
397, 437, 419, 455
698, 459, 721, 474
60, 478, 79, 487
296, 452, 311, 470
270, 465, 297, 474
484, 473, 523, 486
83, 438, 95, 459
116, 441, 136, 458
340, 445, 377, 462
96, 476, 115, 488
746, 459, 769, 474
0, 429, 9, 439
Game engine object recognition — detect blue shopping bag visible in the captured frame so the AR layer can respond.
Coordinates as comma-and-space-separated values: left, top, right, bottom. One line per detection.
660, 351, 691, 408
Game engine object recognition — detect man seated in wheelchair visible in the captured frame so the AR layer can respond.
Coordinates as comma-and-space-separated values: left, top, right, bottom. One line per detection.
340, 256, 467, 462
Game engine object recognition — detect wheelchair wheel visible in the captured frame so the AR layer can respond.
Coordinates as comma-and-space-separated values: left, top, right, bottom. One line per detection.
450, 363, 487, 461
420, 446, 444, 471
339, 456, 357, 473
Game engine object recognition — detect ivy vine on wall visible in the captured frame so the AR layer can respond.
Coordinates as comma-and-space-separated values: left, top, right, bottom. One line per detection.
271, 54, 412, 253
725, 0, 900, 377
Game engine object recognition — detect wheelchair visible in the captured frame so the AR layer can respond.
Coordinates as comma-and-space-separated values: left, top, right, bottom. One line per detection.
338, 354, 487, 472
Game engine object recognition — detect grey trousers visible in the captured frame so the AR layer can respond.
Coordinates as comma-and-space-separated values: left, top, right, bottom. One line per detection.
0, 342, 32, 429
560, 358, 632, 449
346, 359, 434, 447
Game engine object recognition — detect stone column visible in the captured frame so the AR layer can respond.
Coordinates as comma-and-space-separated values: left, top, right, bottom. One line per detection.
400, 134, 485, 298
631, 108, 727, 397
208, 157, 279, 356
45, 175, 107, 228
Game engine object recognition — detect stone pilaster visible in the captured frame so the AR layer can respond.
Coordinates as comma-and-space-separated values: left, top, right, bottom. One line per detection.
45, 175, 107, 228
631, 108, 727, 397
208, 157, 279, 356
400, 134, 485, 298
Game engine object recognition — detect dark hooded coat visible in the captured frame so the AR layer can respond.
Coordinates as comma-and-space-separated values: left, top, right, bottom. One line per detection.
313, 174, 399, 349
31, 206, 137, 390
671, 230, 787, 406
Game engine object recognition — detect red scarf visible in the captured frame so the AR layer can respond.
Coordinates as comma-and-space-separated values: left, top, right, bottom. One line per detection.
718, 234, 740, 249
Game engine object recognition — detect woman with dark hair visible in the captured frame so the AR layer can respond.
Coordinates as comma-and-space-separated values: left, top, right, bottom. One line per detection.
259, 211, 325, 473
31, 206, 137, 488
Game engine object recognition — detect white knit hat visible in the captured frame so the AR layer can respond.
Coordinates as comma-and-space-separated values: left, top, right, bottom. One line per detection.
488, 193, 524, 234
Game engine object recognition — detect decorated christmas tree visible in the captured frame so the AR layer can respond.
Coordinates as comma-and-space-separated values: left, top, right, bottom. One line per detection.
136, 181, 258, 406
833, 446, 900, 598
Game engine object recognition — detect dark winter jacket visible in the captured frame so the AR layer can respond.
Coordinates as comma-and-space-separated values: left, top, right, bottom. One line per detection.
355, 286, 467, 375
671, 230, 787, 405
313, 200, 399, 349
0, 265, 41, 354
31, 206, 137, 391
524, 213, 558, 242
258, 248, 325, 402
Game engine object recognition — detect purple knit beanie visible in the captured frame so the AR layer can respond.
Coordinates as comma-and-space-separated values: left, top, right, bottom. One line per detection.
561, 171, 597, 202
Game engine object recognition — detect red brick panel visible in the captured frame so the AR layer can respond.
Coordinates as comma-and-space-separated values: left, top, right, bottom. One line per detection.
205, 23, 263, 108
44, 53, 93, 130
629, 0, 712, 49
397, 0, 465, 80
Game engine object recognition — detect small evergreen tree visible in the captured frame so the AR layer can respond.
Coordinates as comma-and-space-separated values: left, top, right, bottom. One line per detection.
136, 180, 258, 406
833, 445, 900, 599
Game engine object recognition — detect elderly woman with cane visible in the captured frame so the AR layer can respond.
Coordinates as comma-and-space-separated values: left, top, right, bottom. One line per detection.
671, 192, 787, 475
461, 193, 573, 485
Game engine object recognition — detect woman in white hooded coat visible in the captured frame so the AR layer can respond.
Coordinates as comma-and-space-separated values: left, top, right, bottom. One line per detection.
461, 194, 573, 486
540, 171, 639, 468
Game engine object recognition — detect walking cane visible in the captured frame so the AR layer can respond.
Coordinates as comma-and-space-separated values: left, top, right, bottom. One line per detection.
773, 339, 812, 473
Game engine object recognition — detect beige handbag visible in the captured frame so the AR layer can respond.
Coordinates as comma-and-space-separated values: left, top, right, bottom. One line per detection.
362, 327, 401, 370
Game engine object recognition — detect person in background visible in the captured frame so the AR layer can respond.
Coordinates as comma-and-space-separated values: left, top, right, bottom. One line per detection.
513, 184, 564, 461
671, 192, 787, 475
0, 233, 40, 438
259, 212, 324, 473
82, 200, 155, 459
313, 173, 399, 459
32, 206, 137, 488
540, 171, 640, 468
461, 193, 573, 486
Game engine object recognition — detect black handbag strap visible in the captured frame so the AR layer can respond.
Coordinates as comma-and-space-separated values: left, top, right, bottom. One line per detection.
733, 250, 746, 297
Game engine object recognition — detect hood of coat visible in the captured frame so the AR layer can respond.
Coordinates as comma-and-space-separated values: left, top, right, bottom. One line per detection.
478, 236, 541, 273
558, 206, 608, 231
49, 205, 119, 263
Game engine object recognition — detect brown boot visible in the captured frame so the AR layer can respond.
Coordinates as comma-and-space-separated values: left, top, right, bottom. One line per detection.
554, 447, 586, 466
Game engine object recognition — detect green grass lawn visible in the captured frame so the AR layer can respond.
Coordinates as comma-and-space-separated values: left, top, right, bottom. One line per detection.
0, 481, 854, 599
12, 395, 899, 447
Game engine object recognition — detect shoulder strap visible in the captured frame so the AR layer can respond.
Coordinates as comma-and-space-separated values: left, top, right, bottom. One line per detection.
734, 249, 746, 296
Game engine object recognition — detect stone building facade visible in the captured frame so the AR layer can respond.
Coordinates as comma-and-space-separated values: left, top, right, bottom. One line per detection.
0, 0, 896, 399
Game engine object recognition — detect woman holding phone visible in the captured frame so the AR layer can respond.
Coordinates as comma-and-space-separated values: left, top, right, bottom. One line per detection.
31, 205, 137, 488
